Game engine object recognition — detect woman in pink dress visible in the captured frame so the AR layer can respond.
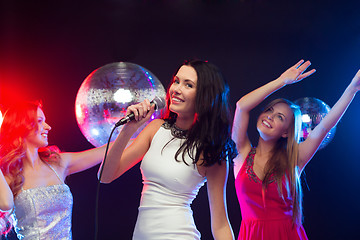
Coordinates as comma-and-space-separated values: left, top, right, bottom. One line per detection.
232, 60, 360, 240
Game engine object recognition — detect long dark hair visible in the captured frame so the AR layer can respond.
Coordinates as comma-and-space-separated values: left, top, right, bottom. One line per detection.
163, 59, 237, 166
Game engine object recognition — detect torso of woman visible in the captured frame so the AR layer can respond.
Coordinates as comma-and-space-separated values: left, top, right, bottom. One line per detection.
14, 160, 73, 240
132, 121, 207, 240
234, 148, 308, 240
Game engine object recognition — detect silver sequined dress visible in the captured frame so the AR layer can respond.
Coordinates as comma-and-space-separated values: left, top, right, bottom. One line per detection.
14, 164, 73, 240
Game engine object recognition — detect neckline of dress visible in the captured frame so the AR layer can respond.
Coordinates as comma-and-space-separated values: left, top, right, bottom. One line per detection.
20, 183, 68, 193
163, 121, 188, 139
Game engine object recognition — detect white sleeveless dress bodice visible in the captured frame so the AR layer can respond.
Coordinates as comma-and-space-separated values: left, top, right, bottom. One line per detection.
133, 123, 207, 240
14, 164, 73, 240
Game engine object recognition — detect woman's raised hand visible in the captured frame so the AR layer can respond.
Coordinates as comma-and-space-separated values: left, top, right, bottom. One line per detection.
279, 60, 316, 85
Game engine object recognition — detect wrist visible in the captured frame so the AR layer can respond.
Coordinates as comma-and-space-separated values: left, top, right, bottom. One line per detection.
273, 76, 287, 88
121, 123, 140, 133
346, 83, 359, 95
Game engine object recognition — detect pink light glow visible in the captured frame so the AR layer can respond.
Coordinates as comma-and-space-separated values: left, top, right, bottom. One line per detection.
0, 110, 3, 127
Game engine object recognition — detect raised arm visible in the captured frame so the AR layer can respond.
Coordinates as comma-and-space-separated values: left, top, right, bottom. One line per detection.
60, 142, 115, 177
97, 99, 161, 183
232, 60, 316, 174
298, 69, 360, 170
0, 170, 13, 211
205, 160, 234, 240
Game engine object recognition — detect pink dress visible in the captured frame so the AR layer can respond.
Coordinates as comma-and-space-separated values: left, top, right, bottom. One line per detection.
235, 148, 308, 240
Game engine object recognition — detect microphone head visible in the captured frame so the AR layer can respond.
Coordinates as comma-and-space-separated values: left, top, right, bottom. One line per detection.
152, 96, 166, 110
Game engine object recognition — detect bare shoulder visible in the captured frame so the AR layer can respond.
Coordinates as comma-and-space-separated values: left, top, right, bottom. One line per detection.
148, 118, 165, 128
144, 119, 165, 135
133, 119, 165, 145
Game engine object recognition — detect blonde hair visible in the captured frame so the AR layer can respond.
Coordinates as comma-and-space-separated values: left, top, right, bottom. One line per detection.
261, 98, 303, 225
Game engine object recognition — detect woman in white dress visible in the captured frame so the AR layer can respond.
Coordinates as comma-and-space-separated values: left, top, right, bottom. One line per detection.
99, 59, 238, 240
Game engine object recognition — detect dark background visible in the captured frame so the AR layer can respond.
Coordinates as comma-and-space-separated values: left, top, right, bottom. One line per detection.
1, 0, 360, 239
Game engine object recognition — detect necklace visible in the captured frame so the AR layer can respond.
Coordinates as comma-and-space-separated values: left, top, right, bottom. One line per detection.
163, 121, 188, 139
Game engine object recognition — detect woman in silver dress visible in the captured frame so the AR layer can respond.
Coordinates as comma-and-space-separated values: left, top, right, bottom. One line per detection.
0, 101, 109, 239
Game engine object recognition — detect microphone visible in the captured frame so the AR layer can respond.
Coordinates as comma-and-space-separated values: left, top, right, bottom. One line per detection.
115, 96, 165, 127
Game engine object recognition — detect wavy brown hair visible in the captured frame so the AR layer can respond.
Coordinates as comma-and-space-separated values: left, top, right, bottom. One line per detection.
0, 101, 60, 234
260, 98, 303, 225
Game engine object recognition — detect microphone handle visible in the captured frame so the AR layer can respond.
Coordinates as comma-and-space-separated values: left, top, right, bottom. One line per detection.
114, 99, 157, 127
115, 112, 135, 127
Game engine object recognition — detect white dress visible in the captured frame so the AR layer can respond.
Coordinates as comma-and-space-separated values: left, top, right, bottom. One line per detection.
132, 122, 207, 240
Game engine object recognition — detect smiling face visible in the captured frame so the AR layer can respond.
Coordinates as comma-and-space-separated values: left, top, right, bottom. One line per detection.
168, 65, 197, 120
25, 107, 51, 149
257, 102, 294, 141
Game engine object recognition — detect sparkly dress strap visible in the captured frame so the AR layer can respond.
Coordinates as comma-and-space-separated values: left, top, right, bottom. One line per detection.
45, 162, 64, 183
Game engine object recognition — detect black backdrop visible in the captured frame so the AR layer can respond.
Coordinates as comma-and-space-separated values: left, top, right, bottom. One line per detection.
1, 0, 360, 239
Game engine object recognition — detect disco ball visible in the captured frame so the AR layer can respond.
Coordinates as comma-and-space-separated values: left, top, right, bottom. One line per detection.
294, 97, 336, 150
75, 62, 166, 147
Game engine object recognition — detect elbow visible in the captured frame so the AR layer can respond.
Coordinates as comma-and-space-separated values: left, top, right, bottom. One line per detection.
97, 172, 115, 184
97, 165, 115, 184
97, 175, 110, 184
236, 99, 243, 109
0, 197, 14, 212
99, 178, 113, 184
236, 98, 248, 112
211, 223, 234, 240
98, 164, 126, 183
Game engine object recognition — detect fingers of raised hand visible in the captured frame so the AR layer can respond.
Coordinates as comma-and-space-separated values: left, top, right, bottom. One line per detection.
281, 60, 314, 84
291, 60, 314, 82
296, 60, 312, 74
294, 59, 305, 69
298, 68, 316, 81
